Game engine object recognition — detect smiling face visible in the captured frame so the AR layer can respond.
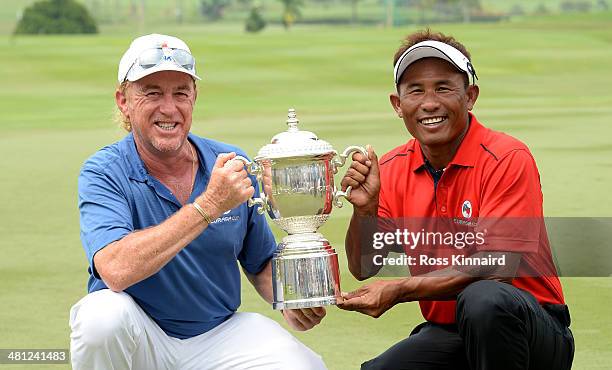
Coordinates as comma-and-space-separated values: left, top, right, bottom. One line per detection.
116, 70, 196, 157
390, 57, 479, 158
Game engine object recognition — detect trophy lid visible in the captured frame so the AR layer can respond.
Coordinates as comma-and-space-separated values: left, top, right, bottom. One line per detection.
256, 108, 334, 159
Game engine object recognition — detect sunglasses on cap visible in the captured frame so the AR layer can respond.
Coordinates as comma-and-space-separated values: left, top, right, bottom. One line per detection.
123, 47, 196, 82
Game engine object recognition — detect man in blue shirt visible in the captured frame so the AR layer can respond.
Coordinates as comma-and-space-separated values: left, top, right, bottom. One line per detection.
70, 33, 327, 370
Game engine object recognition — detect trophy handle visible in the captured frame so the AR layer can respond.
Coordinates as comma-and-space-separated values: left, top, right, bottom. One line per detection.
331, 145, 367, 207
333, 186, 352, 208
248, 197, 268, 215
232, 156, 268, 215
233, 155, 262, 177
332, 145, 368, 174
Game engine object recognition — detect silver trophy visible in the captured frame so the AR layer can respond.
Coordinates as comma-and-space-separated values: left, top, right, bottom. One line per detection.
235, 109, 367, 309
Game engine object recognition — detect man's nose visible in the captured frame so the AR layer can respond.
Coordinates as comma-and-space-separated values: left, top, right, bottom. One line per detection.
159, 94, 179, 115
420, 92, 441, 112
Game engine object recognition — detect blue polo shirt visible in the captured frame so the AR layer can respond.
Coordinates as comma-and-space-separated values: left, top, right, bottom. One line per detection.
78, 133, 276, 339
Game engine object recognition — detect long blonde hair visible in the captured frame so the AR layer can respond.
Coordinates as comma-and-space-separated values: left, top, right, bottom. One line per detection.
115, 81, 132, 132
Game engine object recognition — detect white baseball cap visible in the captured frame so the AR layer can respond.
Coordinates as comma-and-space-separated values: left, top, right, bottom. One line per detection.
117, 33, 201, 83
393, 40, 478, 87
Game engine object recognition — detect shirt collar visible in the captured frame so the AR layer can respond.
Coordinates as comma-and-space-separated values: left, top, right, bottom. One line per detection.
411, 112, 485, 172
410, 139, 426, 172
123, 132, 211, 182
449, 113, 485, 167
123, 133, 148, 182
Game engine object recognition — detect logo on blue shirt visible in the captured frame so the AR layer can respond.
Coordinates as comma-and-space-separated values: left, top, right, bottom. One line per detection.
211, 209, 240, 224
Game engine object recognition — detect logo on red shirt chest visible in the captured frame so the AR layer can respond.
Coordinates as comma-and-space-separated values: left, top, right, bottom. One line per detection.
461, 200, 473, 219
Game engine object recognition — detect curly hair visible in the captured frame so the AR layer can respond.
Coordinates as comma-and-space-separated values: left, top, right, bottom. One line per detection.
393, 29, 472, 67
115, 81, 132, 132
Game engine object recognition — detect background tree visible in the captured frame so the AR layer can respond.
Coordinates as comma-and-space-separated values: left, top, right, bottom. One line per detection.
200, 0, 231, 21
597, 0, 609, 11
14, 0, 98, 34
245, 3, 266, 32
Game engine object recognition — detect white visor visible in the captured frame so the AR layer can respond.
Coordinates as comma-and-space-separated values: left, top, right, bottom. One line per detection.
393, 40, 477, 86
118, 34, 201, 83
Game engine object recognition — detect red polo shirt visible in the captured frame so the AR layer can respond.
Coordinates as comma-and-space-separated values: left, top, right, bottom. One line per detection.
378, 113, 564, 324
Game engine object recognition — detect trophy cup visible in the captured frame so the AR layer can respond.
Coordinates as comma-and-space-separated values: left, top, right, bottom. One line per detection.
235, 108, 367, 309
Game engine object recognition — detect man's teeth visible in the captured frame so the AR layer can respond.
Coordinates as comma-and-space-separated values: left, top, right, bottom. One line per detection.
156, 122, 176, 131
420, 117, 446, 125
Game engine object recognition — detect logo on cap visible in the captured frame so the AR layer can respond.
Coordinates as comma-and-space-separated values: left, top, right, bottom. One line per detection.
461, 200, 472, 219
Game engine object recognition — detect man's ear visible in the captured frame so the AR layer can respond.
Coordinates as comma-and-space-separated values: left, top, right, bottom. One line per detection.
115, 88, 129, 119
389, 92, 402, 118
466, 84, 480, 111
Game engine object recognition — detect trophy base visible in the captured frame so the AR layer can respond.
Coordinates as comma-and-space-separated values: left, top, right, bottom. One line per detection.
273, 296, 337, 310
272, 233, 341, 310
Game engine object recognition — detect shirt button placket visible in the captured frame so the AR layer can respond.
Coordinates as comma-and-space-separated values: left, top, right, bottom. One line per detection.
438, 186, 448, 214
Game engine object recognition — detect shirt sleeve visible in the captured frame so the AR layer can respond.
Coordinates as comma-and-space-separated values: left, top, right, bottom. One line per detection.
78, 163, 133, 279
476, 149, 543, 253
377, 175, 393, 218
237, 174, 277, 275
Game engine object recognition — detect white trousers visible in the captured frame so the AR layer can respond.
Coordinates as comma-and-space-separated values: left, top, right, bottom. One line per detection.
69, 290, 327, 370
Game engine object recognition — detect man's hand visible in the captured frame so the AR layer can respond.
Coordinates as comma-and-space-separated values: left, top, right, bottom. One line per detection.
337, 280, 402, 318
198, 152, 255, 218
340, 145, 380, 215
281, 307, 326, 331
244, 262, 326, 332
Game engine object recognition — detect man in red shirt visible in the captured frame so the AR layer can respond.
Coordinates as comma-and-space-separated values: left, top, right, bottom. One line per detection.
338, 30, 574, 370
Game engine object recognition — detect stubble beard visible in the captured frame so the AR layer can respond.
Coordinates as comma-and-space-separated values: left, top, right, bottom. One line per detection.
133, 124, 185, 156
150, 136, 184, 153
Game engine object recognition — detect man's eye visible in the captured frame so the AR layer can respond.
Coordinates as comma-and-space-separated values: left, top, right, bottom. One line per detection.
146, 92, 160, 97
437, 86, 451, 92
175, 92, 189, 97
408, 89, 423, 95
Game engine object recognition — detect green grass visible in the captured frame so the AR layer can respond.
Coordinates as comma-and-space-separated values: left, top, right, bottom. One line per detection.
1, 13, 612, 370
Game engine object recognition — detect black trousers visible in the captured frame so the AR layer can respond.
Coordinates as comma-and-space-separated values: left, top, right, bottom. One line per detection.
361, 280, 574, 370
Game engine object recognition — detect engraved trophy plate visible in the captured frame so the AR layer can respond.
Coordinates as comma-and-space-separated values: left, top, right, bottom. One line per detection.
235, 109, 366, 309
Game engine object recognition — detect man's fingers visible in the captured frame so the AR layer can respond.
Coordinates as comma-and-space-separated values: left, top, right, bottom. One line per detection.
366, 145, 380, 176
241, 177, 252, 188
286, 310, 310, 331
341, 177, 360, 192
214, 152, 236, 168
309, 306, 326, 318
350, 161, 371, 177
341, 165, 368, 191
345, 168, 366, 184
351, 151, 369, 164
288, 315, 307, 331
337, 295, 367, 311
245, 185, 255, 196
300, 312, 322, 326
336, 302, 354, 311
229, 171, 247, 186
300, 307, 325, 322
342, 288, 366, 300
225, 158, 245, 171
